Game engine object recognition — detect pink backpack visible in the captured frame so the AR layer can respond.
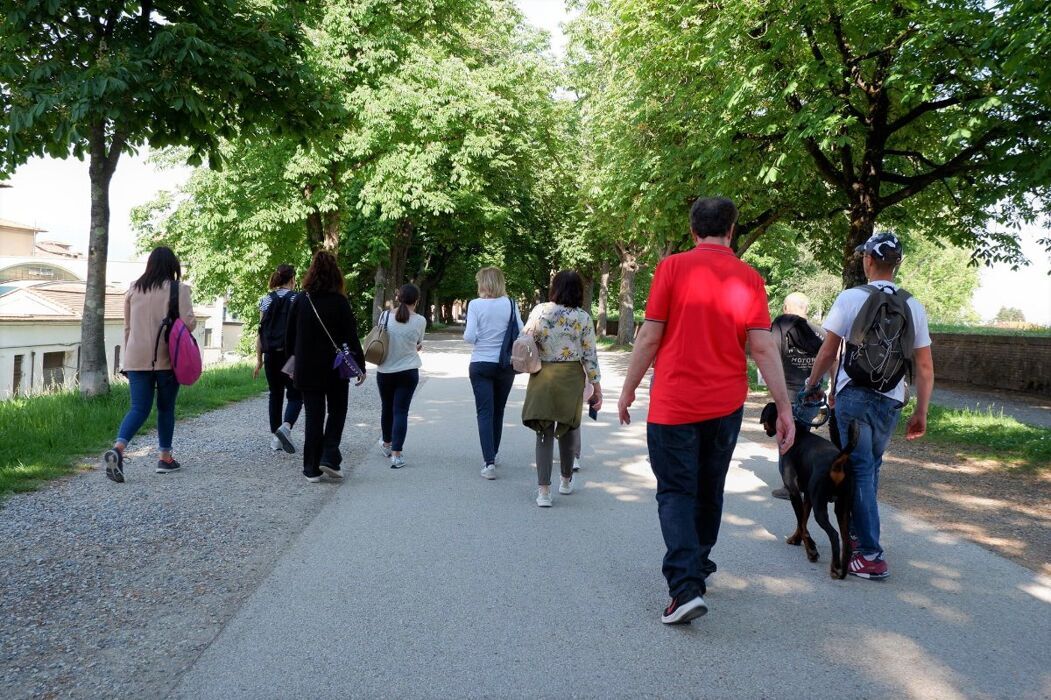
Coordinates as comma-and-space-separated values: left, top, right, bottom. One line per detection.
154, 281, 203, 385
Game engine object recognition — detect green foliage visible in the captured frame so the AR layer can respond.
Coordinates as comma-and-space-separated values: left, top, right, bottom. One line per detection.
567, 0, 1051, 286
0, 363, 264, 495
0, 1, 313, 172
899, 402, 1051, 472
994, 306, 1027, 323
135, 0, 569, 329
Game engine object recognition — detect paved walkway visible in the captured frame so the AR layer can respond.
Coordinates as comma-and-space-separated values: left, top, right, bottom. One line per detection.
932, 382, 1051, 429
173, 339, 1050, 699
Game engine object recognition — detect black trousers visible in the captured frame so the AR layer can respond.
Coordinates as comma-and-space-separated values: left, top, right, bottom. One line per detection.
263, 350, 303, 433
377, 369, 420, 452
301, 381, 349, 477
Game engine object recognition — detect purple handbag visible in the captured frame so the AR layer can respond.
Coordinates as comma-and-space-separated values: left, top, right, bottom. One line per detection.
306, 293, 364, 381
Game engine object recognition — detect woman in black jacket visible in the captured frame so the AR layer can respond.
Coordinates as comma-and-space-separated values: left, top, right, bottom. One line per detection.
285, 251, 367, 482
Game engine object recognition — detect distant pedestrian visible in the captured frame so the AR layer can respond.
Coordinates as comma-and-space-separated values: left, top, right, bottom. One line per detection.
285, 251, 367, 483
769, 291, 826, 500
522, 270, 602, 507
464, 266, 523, 479
102, 246, 197, 483
617, 197, 795, 624
802, 232, 934, 580
253, 264, 303, 454
375, 284, 426, 469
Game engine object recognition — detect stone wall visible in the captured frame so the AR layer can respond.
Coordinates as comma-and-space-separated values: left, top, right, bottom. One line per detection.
930, 333, 1051, 396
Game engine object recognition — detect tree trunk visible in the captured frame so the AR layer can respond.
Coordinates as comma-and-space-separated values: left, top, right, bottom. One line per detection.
79, 122, 122, 397
323, 210, 341, 256
581, 272, 594, 316
844, 200, 877, 288
389, 218, 413, 293
596, 259, 610, 337
372, 265, 387, 325
616, 247, 639, 346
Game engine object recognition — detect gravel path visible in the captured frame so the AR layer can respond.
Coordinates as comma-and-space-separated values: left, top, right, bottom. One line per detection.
0, 375, 383, 699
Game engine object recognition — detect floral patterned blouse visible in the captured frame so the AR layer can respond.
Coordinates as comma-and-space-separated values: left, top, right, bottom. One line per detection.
524, 302, 602, 383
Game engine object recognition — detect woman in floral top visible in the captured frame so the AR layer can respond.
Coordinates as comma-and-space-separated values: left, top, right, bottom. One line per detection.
521, 270, 603, 507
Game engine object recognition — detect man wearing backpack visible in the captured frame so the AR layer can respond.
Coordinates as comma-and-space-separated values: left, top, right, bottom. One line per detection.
770, 292, 826, 499
802, 232, 934, 580
254, 265, 303, 453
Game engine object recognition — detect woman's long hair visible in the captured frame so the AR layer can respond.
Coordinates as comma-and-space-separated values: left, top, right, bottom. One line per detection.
395, 284, 420, 323
549, 270, 584, 309
269, 264, 295, 290
133, 247, 182, 293
301, 250, 345, 295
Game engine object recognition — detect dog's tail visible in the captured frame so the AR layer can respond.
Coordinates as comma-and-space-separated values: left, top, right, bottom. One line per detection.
829, 420, 860, 487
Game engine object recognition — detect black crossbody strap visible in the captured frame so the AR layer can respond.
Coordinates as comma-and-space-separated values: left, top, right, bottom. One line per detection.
306, 293, 341, 353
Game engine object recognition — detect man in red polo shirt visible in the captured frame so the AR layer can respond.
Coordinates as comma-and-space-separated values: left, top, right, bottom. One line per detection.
618, 196, 795, 624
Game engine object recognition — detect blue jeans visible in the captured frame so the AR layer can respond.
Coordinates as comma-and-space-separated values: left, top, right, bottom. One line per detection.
117, 370, 180, 451
469, 361, 515, 465
377, 369, 419, 452
834, 385, 903, 557
647, 407, 743, 599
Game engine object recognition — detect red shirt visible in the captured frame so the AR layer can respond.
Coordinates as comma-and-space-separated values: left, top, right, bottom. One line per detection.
645, 244, 771, 425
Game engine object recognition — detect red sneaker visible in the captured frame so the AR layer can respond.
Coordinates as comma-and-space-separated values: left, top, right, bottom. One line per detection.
848, 552, 889, 580
661, 595, 708, 624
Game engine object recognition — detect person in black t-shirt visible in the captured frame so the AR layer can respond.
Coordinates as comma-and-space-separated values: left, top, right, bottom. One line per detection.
769, 292, 825, 500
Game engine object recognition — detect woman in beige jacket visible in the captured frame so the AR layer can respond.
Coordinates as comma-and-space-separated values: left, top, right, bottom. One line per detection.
102, 247, 195, 483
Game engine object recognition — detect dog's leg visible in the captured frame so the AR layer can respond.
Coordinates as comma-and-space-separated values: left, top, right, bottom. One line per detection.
801, 498, 819, 562
813, 502, 840, 578
834, 492, 852, 580
786, 492, 805, 546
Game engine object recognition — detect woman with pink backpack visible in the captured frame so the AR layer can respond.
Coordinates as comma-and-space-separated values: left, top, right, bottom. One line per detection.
102, 247, 196, 483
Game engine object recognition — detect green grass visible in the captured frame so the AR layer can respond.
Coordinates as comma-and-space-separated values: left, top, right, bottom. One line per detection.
929, 323, 1051, 337
0, 363, 265, 495
899, 402, 1051, 472
596, 336, 633, 352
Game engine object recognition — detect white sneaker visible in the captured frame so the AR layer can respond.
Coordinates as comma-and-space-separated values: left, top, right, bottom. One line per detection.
270, 435, 282, 451
536, 489, 553, 507
559, 477, 574, 495
391, 455, 407, 469
377, 439, 392, 458
275, 424, 295, 454
480, 464, 496, 480
572, 457, 581, 472
494, 453, 501, 466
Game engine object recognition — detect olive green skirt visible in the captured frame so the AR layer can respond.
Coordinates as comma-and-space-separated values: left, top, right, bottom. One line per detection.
522, 361, 585, 437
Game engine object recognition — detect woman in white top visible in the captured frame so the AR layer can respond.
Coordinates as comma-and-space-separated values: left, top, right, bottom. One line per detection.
464, 266, 523, 479
376, 284, 427, 469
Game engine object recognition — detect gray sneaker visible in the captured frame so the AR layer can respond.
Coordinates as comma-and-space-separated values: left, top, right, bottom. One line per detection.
480, 464, 496, 480
274, 424, 295, 454
377, 439, 392, 458
390, 455, 407, 469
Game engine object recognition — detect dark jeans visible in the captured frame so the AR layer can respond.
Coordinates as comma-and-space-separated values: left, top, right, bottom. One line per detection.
301, 381, 349, 478
469, 361, 515, 465
117, 370, 180, 451
647, 407, 744, 599
264, 350, 303, 433
377, 369, 419, 452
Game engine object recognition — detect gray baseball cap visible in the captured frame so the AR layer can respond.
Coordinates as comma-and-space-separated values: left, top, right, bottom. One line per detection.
854, 231, 903, 262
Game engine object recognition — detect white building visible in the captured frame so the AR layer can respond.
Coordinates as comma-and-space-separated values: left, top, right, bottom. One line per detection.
0, 221, 231, 400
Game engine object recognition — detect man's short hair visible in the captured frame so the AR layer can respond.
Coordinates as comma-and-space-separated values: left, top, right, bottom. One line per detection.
783, 292, 810, 316
690, 197, 739, 238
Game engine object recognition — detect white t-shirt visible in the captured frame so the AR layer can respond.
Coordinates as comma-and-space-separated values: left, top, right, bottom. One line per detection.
823, 281, 931, 404
464, 296, 524, 363
376, 311, 427, 374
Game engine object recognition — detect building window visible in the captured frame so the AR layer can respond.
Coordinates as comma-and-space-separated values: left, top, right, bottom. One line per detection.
0, 263, 79, 283
204, 328, 213, 347
43, 351, 65, 389
113, 346, 121, 375
12, 355, 23, 397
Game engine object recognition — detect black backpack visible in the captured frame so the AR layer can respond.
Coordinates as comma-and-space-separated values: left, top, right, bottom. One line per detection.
259, 291, 294, 353
841, 284, 915, 393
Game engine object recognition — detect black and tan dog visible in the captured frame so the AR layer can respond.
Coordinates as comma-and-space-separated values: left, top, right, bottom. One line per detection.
761, 403, 859, 579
